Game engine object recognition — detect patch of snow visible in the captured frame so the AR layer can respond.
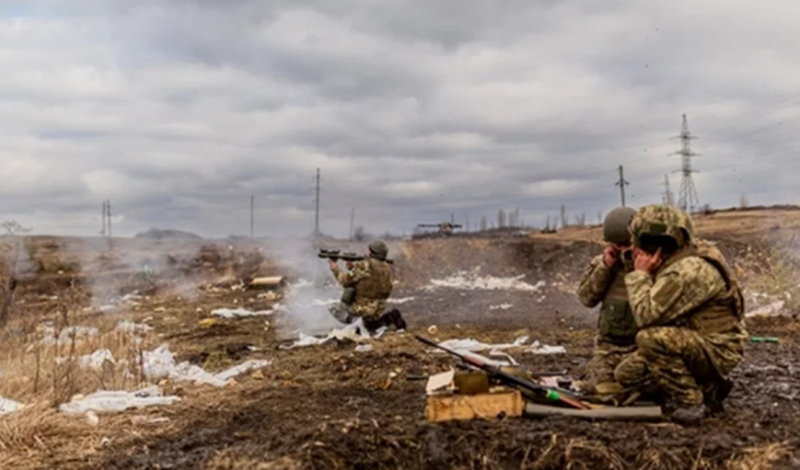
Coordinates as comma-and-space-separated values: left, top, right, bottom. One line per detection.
388, 297, 416, 304
489, 303, 513, 310
59, 386, 180, 414
425, 269, 545, 292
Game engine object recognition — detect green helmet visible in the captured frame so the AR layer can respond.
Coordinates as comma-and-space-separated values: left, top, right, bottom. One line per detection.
603, 207, 636, 245
368, 240, 389, 260
629, 204, 694, 250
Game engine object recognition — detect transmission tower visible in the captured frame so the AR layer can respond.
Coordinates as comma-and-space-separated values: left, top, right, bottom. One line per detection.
670, 114, 700, 213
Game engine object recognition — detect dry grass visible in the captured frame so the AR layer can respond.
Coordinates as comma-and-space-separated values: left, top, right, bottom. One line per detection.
206, 452, 302, 470
564, 438, 627, 470
725, 442, 791, 470
0, 305, 156, 408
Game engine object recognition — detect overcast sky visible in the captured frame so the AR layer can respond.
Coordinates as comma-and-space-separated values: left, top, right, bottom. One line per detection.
1, 0, 798, 238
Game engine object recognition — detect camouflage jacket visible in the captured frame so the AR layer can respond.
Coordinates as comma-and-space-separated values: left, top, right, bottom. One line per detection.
332, 258, 392, 318
577, 254, 615, 308
625, 254, 747, 376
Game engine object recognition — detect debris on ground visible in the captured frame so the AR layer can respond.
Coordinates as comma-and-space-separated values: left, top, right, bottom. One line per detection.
142, 344, 272, 387
79, 349, 116, 371
278, 319, 385, 350
40, 325, 99, 345
59, 386, 181, 414
0, 396, 22, 415
248, 276, 287, 290
527, 341, 567, 355
745, 300, 786, 318
435, 336, 529, 352
211, 307, 277, 318
115, 320, 153, 334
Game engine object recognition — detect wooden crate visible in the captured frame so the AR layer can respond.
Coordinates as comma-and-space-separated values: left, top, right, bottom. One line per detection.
425, 389, 524, 422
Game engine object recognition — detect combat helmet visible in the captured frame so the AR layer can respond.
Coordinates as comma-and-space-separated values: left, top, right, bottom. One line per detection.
603, 207, 637, 245
368, 240, 389, 261
629, 204, 694, 252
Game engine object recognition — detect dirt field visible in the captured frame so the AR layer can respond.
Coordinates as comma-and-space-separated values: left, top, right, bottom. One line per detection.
1, 208, 799, 469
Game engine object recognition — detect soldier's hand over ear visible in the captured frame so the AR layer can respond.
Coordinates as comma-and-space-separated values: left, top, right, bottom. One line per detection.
603, 245, 619, 268
633, 247, 663, 273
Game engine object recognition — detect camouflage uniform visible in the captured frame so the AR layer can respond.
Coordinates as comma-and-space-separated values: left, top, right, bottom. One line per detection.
577, 254, 637, 387
577, 207, 638, 391
614, 205, 747, 410
328, 257, 393, 324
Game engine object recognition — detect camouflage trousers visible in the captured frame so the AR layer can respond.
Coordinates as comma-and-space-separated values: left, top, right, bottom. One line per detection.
584, 336, 637, 388
328, 302, 356, 324
614, 327, 732, 406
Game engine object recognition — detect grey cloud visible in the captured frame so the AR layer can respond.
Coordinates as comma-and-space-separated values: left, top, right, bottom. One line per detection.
1, 0, 799, 238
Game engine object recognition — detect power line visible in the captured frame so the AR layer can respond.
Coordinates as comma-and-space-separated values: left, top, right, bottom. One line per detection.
703, 92, 800, 136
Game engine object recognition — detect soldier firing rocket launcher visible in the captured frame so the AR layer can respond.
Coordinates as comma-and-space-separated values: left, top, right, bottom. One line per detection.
318, 248, 394, 264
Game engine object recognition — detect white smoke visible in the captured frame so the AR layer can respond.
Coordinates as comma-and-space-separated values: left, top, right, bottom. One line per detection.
72, 237, 207, 310
264, 238, 350, 335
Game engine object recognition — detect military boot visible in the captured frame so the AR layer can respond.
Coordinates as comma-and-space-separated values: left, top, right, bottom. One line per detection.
703, 378, 733, 415
663, 402, 705, 426
386, 309, 407, 330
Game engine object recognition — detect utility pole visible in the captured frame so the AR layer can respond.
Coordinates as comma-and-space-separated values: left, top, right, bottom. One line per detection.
662, 175, 674, 206
671, 114, 700, 213
466, 214, 470, 232
450, 213, 454, 224
313, 168, 321, 237
106, 200, 112, 238
349, 207, 355, 241
250, 195, 254, 239
614, 165, 629, 207
101, 201, 107, 237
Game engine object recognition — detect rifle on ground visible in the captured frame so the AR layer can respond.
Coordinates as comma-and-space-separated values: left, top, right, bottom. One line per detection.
415, 335, 589, 410
318, 249, 394, 265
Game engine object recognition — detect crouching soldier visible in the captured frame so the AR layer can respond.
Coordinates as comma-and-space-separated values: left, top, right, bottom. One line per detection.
328, 240, 406, 332
614, 205, 747, 424
576, 207, 639, 395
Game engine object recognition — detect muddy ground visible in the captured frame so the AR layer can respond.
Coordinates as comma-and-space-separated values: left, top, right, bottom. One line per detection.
2, 210, 800, 469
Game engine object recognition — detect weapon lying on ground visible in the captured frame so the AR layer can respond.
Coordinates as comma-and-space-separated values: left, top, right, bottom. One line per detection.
415, 335, 589, 410
318, 249, 394, 265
